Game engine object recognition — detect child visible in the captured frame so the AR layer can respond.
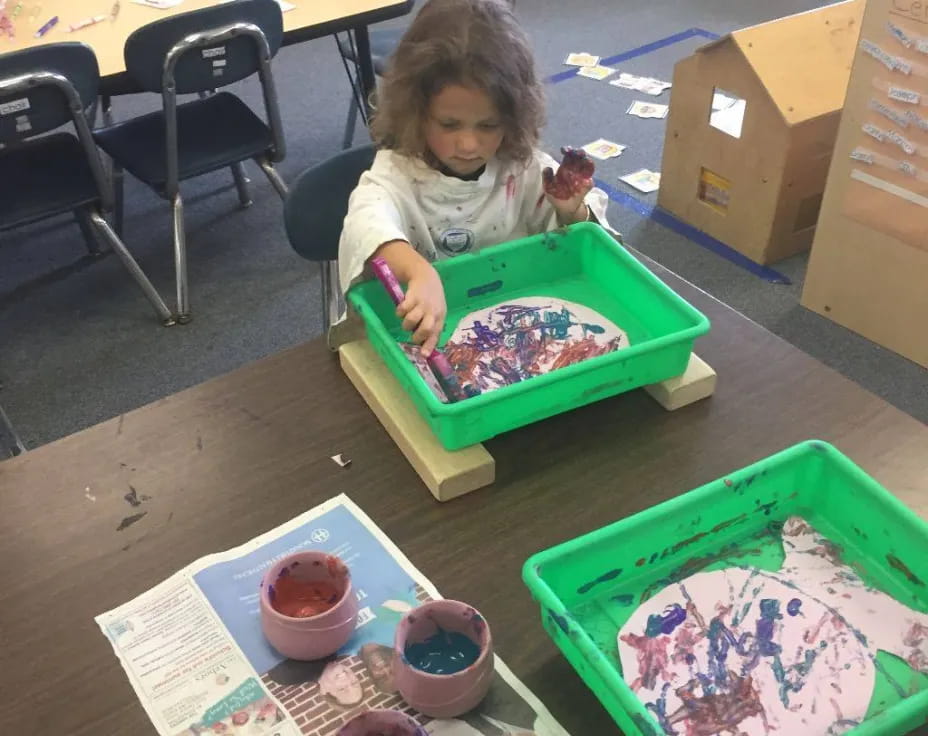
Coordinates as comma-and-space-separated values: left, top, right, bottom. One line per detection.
339, 0, 615, 357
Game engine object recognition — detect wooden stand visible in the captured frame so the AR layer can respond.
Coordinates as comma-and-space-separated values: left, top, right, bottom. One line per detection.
339, 341, 716, 501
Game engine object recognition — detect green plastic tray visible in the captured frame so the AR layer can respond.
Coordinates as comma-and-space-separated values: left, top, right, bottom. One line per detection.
346, 223, 710, 450
522, 441, 928, 736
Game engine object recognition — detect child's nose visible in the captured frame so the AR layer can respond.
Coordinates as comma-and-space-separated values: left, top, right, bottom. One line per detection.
457, 130, 479, 153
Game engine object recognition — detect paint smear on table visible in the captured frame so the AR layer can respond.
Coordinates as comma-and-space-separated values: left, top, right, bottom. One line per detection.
617, 515, 928, 735
402, 297, 628, 402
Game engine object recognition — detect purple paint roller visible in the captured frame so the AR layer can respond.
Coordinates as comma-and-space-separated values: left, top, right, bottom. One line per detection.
369, 257, 469, 403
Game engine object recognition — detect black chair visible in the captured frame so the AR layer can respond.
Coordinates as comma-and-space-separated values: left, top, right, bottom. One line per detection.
0, 43, 174, 325
284, 144, 376, 331
94, 0, 287, 324
336, 28, 405, 150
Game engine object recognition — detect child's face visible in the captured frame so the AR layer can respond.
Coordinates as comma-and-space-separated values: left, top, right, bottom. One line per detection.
424, 83, 505, 176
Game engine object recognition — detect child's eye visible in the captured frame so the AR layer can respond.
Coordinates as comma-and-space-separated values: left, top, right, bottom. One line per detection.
439, 121, 461, 130
478, 122, 501, 130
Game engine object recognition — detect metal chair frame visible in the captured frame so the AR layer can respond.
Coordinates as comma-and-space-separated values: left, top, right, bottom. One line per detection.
110, 20, 288, 323
0, 68, 174, 324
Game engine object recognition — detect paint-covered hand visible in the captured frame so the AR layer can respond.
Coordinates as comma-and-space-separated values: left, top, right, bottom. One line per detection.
398, 261, 447, 358
543, 147, 595, 225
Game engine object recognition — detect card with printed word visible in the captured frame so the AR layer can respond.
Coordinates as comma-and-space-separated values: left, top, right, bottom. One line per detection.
564, 52, 600, 67
577, 64, 617, 81
581, 138, 626, 160
626, 100, 669, 119
609, 72, 672, 96
620, 168, 661, 193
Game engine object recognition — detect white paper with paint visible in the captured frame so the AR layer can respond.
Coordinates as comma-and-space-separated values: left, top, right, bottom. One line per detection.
618, 516, 928, 735
403, 297, 629, 401
96, 494, 570, 736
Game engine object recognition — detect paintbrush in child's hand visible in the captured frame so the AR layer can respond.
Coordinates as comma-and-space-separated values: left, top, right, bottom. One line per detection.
369, 257, 469, 403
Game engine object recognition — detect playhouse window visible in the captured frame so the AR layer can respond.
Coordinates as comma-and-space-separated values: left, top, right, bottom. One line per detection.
710, 88, 746, 138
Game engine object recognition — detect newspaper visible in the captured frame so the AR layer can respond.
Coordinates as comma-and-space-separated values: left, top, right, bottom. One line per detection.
96, 495, 569, 736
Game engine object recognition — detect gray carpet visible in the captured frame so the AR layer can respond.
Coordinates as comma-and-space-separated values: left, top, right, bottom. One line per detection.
1, 0, 925, 452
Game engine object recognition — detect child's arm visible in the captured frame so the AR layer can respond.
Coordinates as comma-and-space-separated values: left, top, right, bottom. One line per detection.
372, 240, 446, 357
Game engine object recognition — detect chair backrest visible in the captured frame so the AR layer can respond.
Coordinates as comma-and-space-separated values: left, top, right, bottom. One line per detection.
0, 44, 98, 143
124, 0, 283, 94
285, 145, 377, 262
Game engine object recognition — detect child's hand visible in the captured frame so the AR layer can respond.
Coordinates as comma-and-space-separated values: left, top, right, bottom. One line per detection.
543, 147, 595, 225
397, 261, 447, 358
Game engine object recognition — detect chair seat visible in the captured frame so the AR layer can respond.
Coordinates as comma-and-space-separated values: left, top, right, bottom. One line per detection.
337, 28, 404, 76
0, 133, 99, 230
93, 92, 273, 190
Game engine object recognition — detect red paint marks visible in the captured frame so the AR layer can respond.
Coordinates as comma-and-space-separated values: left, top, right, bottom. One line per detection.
272, 577, 341, 618
724, 479, 733, 487
636, 558, 646, 567
620, 632, 672, 691
543, 147, 595, 200
506, 173, 516, 201
887, 553, 924, 586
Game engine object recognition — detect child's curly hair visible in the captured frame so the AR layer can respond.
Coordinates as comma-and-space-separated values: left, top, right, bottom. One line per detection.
370, 0, 545, 166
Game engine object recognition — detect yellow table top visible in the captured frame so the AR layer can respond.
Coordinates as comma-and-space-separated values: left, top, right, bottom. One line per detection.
0, 0, 410, 79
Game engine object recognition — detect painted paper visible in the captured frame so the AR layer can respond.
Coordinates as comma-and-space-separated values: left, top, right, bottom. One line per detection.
618, 515, 928, 735
402, 297, 628, 402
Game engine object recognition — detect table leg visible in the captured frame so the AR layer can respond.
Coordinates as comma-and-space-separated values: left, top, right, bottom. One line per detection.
352, 25, 376, 122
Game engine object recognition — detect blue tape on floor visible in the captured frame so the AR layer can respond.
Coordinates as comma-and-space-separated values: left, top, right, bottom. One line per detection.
594, 178, 792, 285
545, 28, 720, 85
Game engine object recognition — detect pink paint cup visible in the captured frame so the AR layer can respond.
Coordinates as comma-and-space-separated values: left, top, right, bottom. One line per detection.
337, 709, 428, 736
259, 551, 358, 660
393, 600, 494, 718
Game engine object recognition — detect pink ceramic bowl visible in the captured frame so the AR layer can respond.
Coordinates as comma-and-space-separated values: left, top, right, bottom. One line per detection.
259, 551, 358, 660
337, 709, 427, 736
393, 600, 494, 718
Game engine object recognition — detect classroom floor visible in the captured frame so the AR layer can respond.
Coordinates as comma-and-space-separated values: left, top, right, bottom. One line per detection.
1, 0, 925, 451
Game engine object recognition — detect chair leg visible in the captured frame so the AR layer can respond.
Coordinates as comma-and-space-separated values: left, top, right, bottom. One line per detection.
171, 194, 191, 324
100, 93, 114, 126
0, 402, 26, 458
230, 161, 253, 208
112, 161, 125, 237
255, 157, 289, 199
320, 260, 342, 332
342, 94, 359, 150
75, 208, 104, 256
88, 211, 176, 326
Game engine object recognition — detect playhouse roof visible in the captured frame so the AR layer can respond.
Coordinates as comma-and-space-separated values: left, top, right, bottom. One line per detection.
696, 0, 863, 126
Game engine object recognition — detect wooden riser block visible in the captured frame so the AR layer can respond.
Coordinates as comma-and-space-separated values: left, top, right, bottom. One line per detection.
644, 353, 717, 410
339, 340, 495, 502
339, 340, 715, 500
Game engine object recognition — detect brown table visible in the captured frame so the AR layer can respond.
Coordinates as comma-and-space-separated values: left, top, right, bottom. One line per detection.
1, 258, 926, 735
2, 0, 413, 101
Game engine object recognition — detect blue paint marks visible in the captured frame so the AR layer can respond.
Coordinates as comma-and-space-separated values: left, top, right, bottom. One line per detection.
593, 179, 792, 284
545, 28, 720, 84
787, 598, 802, 616
405, 628, 480, 675
577, 568, 624, 595
466, 280, 502, 298
612, 593, 635, 606
548, 610, 570, 634
646, 603, 687, 637
649, 552, 658, 564
756, 599, 783, 657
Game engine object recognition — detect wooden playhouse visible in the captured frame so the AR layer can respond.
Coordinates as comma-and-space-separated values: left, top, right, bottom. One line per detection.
657, 1, 864, 265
